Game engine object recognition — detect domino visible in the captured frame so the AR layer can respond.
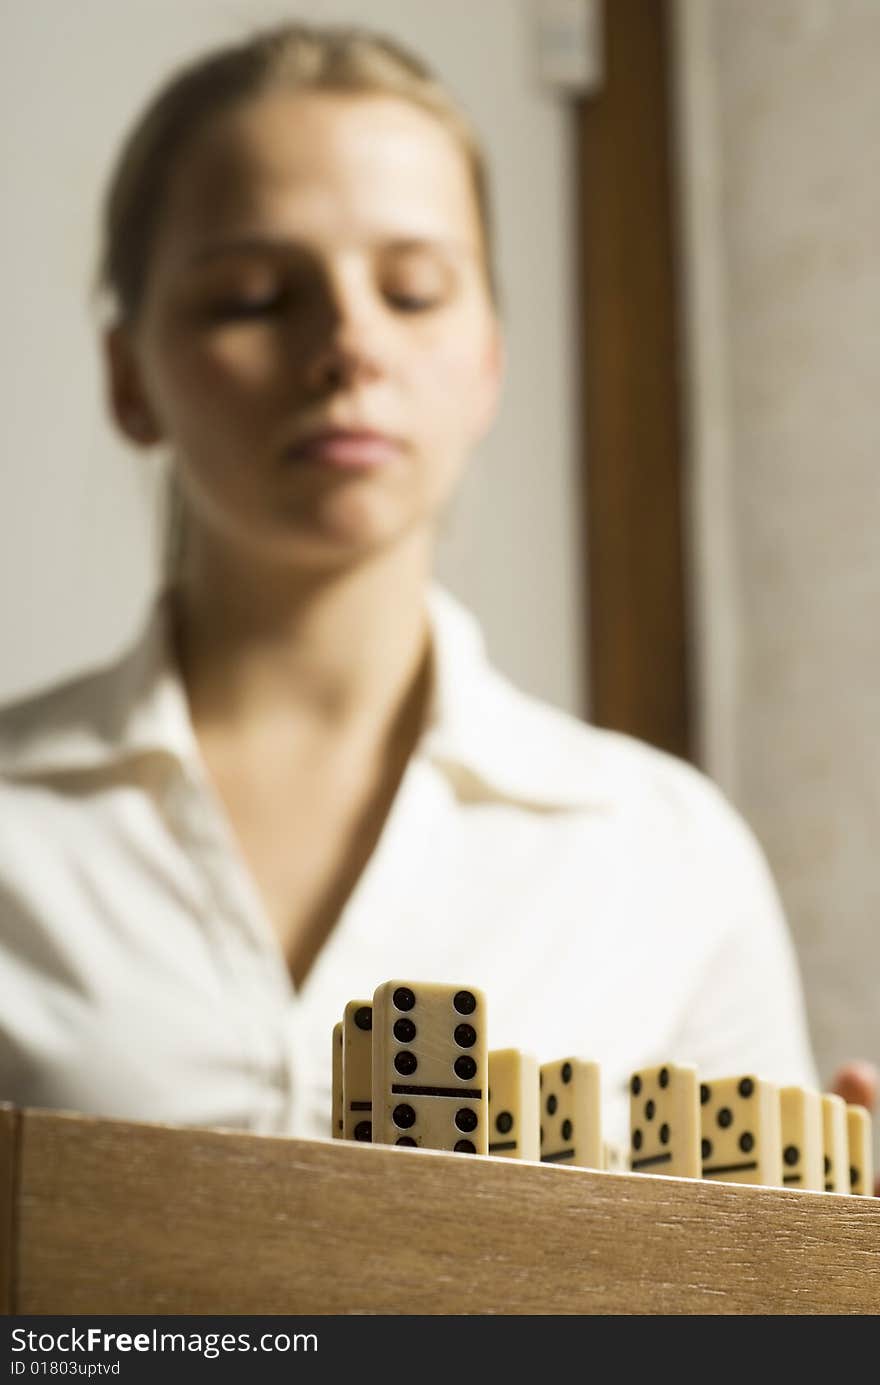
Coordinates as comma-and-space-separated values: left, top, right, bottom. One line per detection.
540, 1058, 602, 1169
629, 1063, 700, 1178
821, 1092, 849, 1192
700, 1075, 782, 1186
846, 1105, 874, 1197
371, 980, 488, 1153
342, 999, 373, 1141
602, 1140, 629, 1172
332, 1020, 344, 1139
488, 1049, 540, 1160
778, 1085, 823, 1191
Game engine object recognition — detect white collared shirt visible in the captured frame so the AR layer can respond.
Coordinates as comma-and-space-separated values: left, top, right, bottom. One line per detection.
0, 586, 818, 1148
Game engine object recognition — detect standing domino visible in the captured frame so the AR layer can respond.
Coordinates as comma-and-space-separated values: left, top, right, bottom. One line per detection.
700, 1075, 782, 1186
332, 1020, 344, 1139
846, 1105, 874, 1197
372, 980, 488, 1153
488, 1049, 540, 1160
629, 1063, 700, 1178
540, 1058, 602, 1168
821, 1092, 849, 1192
602, 1141, 629, 1171
342, 999, 373, 1141
778, 1086, 824, 1191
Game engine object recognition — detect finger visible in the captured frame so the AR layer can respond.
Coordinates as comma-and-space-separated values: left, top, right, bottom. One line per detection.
829, 1059, 879, 1111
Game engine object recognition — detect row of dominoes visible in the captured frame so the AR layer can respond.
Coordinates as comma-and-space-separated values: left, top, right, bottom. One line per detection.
331, 981, 874, 1194
629, 1062, 872, 1194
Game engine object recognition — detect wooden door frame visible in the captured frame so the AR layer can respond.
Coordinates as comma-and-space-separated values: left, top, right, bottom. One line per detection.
576, 0, 693, 760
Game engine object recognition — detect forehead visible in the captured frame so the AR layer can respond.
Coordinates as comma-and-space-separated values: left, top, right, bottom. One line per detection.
157, 90, 481, 256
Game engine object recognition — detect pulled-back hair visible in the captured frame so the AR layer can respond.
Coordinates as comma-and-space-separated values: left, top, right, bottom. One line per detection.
94, 20, 498, 324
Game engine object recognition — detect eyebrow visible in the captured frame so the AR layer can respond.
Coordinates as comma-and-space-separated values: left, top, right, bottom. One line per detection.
184, 233, 469, 266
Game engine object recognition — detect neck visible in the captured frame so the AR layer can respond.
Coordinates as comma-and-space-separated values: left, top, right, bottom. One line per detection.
171, 530, 435, 746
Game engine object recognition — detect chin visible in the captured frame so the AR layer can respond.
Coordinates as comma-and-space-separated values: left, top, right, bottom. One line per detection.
253, 509, 429, 573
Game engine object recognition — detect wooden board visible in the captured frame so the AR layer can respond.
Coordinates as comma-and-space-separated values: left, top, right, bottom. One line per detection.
9, 1107, 880, 1314
0, 1104, 21, 1315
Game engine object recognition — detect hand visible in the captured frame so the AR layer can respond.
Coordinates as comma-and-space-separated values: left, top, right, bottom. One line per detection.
830, 1059, 879, 1195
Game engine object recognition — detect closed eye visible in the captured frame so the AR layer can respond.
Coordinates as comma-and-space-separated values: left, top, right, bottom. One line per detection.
385, 293, 441, 313
210, 295, 285, 321
207, 290, 441, 321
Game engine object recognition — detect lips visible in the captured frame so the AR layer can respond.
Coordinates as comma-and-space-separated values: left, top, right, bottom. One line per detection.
284, 428, 402, 470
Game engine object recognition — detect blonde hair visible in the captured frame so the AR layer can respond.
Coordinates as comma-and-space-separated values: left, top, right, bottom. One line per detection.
93, 20, 498, 324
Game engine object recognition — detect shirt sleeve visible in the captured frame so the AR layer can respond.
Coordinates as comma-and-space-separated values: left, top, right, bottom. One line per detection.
665, 779, 820, 1090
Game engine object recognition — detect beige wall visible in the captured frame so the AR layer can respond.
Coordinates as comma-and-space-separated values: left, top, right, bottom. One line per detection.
0, 0, 585, 715
675, 0, 880, 1129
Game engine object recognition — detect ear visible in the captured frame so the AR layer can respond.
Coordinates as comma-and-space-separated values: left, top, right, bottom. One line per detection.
103, 323, 163, 448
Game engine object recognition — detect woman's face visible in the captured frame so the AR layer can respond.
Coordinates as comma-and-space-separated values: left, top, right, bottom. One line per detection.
109, 91, 503, 570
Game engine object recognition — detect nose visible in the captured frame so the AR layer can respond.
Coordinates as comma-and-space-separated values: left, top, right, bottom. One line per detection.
301, 274, 385, 397
303, 338, 380, 395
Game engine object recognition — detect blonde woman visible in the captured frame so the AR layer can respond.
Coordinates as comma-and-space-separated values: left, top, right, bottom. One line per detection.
0, 22, 872, 1161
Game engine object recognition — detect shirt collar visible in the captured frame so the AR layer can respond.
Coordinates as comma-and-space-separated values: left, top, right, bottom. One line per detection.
422, 586, 613, 809
0, 590, 196, 778
0, 584, 613, 810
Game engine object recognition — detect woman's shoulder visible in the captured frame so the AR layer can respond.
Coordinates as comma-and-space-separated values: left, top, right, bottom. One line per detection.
0, 598, 174, 784
492, 668, 742, 825
474, 673, 778, 909
0, 663, 128, 885
0, 660, 123, 781
428, 586, 742, 836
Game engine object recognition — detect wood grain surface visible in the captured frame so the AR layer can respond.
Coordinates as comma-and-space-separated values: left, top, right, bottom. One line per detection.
0, 1104, 21, 1315
8, 1107, 880, 1314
